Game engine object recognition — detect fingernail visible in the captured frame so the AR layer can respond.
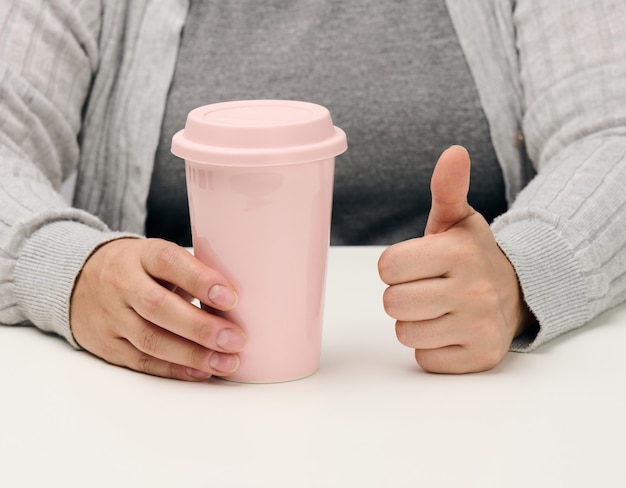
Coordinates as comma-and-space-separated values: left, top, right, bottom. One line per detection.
209, 352, 240, 374
216, 328, 246, 352
208, 284, 238, 310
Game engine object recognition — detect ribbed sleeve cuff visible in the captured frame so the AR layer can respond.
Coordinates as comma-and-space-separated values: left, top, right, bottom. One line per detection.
493, 218, 591, 352
13, 220, 139, 348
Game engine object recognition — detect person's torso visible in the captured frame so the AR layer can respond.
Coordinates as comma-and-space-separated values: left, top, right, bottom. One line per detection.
148, 0, 506, 245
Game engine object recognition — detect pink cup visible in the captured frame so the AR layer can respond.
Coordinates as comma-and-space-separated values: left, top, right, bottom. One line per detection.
171, 100, 347, 383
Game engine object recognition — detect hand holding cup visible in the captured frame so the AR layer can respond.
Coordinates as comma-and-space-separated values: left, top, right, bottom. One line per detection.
70, 238, 246, 381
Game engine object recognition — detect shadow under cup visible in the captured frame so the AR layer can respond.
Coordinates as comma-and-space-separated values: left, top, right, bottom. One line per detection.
171, 100, 347, 383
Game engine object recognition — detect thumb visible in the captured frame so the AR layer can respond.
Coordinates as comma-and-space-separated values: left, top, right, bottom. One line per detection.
424, 145, 474, 235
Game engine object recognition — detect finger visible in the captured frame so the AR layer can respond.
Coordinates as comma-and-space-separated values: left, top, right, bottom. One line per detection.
383, 278, 454, 321
141, 240, 238, 311
157, 280, 195, 303
378, 236, 449, 285
109, 338, 212, 381
414, 344, 504, 374
425, 145, 475, 235
126, 277, 246, 353
379, 228, 478, 285
121, 315, 241, 376
395, 314, 463, 350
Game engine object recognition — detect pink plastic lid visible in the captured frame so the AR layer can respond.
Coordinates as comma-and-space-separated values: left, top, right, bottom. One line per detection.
171, 100, 348, 166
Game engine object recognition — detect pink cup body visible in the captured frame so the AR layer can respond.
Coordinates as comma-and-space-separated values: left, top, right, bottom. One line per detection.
172, 100, 347, 383
186, 158, 335, 382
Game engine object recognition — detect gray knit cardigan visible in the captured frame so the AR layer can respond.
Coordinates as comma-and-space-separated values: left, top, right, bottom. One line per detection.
1, 0, 625, 352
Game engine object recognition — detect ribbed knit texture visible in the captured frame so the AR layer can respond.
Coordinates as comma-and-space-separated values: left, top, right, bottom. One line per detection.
490, 1, 626, 349
2, 0, 626, 353
13, 220, 136, 346
0, 0, 143, 345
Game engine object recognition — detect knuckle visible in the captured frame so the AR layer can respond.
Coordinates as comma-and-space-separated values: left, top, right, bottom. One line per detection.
140, 286, 169, 317
191, 316, 213, 348
139, 326, 161, 355
187, 267, 205, 295
187, 345, 211, 371
169, 363, 179, 379
169, 363, 200, 381
135, 351, 154, 375
150, 241, 179, 275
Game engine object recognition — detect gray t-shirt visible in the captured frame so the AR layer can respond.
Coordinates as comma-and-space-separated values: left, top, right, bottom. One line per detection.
149, 0, 506, 245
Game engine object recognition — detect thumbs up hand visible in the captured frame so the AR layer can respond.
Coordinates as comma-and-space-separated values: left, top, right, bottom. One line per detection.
378, 146, 532, 373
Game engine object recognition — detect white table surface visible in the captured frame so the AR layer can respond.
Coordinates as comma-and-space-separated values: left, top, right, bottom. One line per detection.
2, 246, 625, 488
